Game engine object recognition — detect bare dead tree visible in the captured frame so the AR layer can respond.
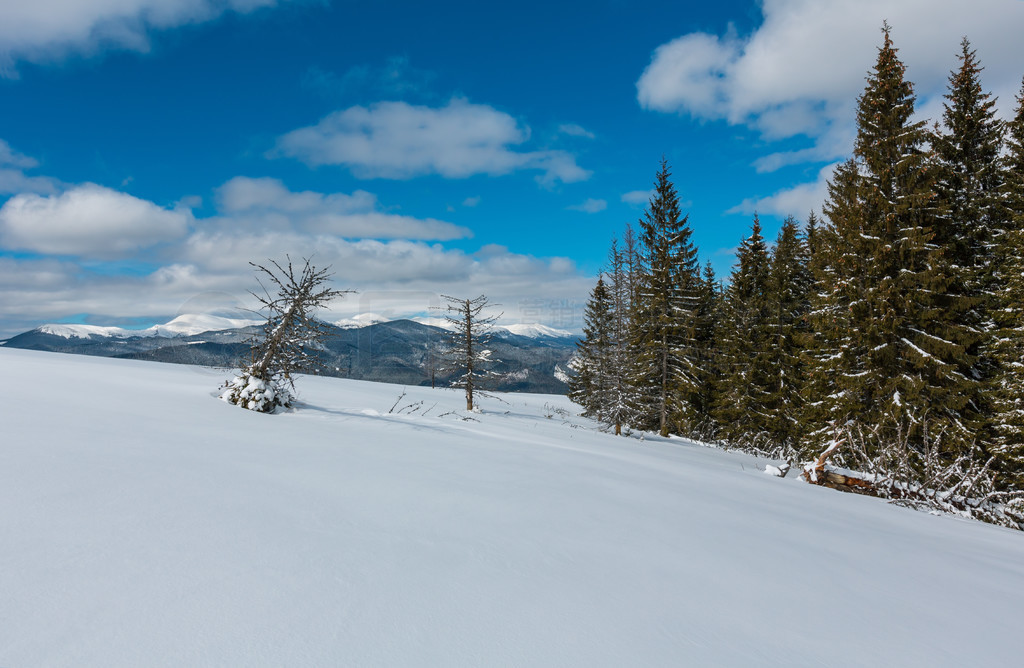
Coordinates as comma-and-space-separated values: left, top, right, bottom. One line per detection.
439, 294, 501, 411
221, 256, 352, 412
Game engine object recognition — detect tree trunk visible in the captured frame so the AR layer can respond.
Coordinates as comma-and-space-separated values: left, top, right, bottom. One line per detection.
465, 302, 473, 410
660, 330, 669, 437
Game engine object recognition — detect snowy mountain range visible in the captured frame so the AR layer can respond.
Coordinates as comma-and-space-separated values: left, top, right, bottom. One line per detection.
3, 314, 577, 394
31, 312, 575, 341
335, 313, 575, 339
36, 313, 263, 340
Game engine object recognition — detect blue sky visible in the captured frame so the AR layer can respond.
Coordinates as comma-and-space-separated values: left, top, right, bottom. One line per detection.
1, 0, 1023, 337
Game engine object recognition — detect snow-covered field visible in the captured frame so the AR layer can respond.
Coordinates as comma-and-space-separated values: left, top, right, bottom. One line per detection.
1, 348, 1022, 667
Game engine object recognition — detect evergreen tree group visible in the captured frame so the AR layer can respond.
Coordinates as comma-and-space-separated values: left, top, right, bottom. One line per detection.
571, 26, 1024, 489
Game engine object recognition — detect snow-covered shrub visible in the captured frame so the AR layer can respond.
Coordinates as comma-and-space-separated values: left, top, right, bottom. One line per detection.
220, 372, 293, 413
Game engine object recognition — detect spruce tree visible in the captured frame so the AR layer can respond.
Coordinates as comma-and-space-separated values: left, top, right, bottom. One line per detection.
683, 261, 723, 440
630, 159, 701, 437
715, 215, 774, 449
933, 38, 1004, 439
763, 216, 813, 454
802, 162, 870, 456
569, 276, 615, 420
570, 234, 642, 436
813, 25, 975, 459
990, 77, 1024, 482
804, 210, 835, 282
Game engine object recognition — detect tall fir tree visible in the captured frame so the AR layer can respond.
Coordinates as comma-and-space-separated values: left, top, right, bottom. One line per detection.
683, 260, 724, 440
802, 162, 870, 456
932, 38, 1004, 439
989, 77, 1024, 482
569, 276, 615, 421
629, 159, 701, 437
569, 232, 643, 436
605, 238, 639, 435
763, 216, 813, 454
715, 215, 774, 449
812, 24, 975, 458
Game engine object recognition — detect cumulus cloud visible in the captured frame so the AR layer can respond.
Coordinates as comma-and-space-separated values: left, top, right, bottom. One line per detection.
558, 123, 595, 139
638, 0, 1024, 171
0, 168, 59, 196
274, 98, 591, 186
621, 190, 653, 206
0, 139, 60, 195
0, 232, 588, 334
568, 198, 607, 214
0, 0, 288, 75
0, 139, 38, 169
727, 163, 837, 218
0, 183, 191, 258
213, 176, 470, 240
217, 176, 374, 214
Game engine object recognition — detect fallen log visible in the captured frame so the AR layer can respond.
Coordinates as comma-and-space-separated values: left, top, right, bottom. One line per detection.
802, 438, 879, 496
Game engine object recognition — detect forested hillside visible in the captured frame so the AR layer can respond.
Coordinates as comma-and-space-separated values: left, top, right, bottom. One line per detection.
571, 27, 1024, 515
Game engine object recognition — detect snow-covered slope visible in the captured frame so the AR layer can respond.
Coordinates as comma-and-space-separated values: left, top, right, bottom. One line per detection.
36, 313, 260, 339
411, 315, 457, 331
37, 323, 142, 339
34, 313, 573, 341
499, 322, 574, 338
409, 315, 574, 338
1, 347, 1022, 667
333, 312, 391, 328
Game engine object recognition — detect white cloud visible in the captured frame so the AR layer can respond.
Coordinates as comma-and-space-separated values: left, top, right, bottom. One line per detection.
461, 196, 481, 208
0, 225, 594, 337
638, 0, 1024, 171
0, 168, 59, 196
213, 176, 470, 241
568, 198, 607, 214
621, 190, 653, 206
0, 183, 192, 258
275, 98, 591, 186
727, 163, 837, 218
0, 139, 38, 169
0, 0, 288, 75
558, 123, 595, 139
0, 176, 588, 336
109, 233, 588, 330
0, 139, 60, 195
217, 176, 375, 215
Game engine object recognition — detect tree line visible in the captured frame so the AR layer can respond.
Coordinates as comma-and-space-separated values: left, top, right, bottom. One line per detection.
570, 27, 1024, 490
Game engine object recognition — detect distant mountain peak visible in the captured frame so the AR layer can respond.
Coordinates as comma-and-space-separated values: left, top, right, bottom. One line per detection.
36, 313, 261, 340
499, 323, 575, 339
334, 313, 392, 329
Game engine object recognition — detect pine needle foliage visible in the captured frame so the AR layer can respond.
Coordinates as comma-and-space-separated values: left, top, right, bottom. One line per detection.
567, 27, 1024, 496
569, 276, 615, 420
989, 78, 1024, 482
812, 24, 974, 461
629, 158, 701, 437
933, 38, 1006, 439
763, 216, 813, 454
715, 215, 774, 449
